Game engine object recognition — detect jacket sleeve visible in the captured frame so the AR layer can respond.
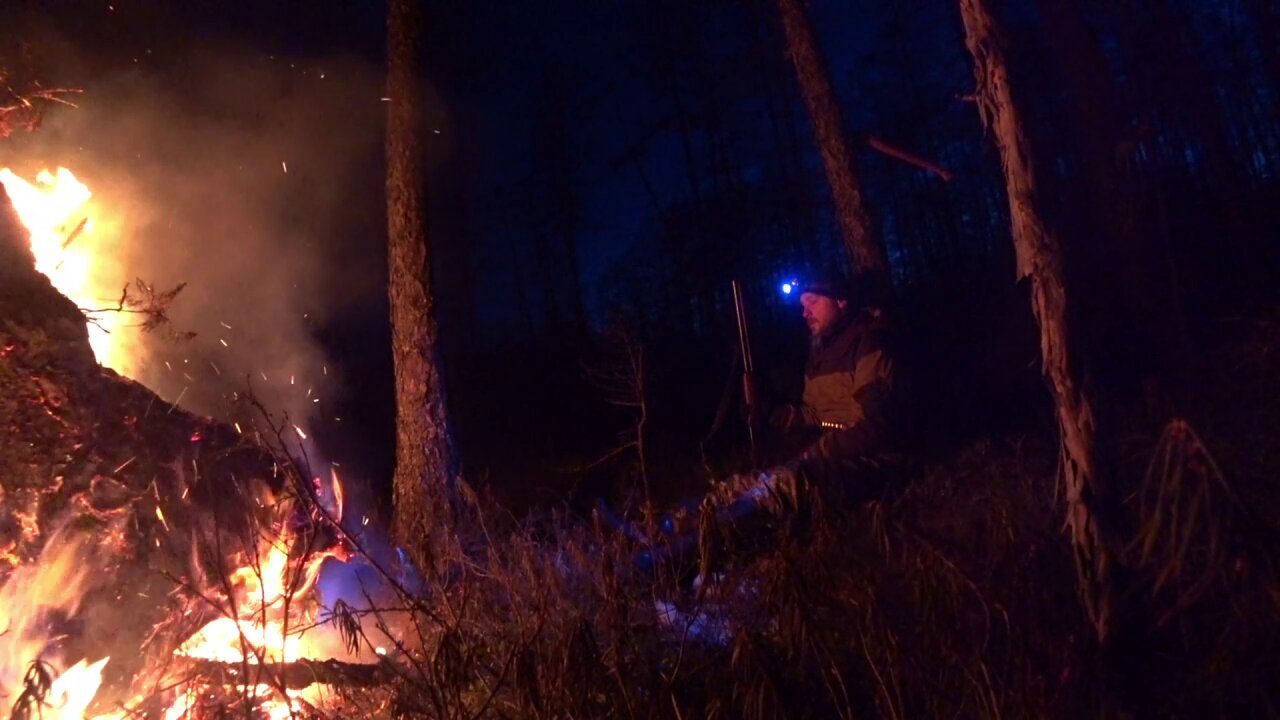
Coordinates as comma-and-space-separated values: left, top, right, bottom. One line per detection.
769, 399, 822, 433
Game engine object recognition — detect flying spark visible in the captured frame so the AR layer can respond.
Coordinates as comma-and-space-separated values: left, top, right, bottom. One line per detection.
168, 386, 188, 414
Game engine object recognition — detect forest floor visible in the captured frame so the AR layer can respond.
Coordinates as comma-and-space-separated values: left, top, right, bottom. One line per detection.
319, 308, 1280, 718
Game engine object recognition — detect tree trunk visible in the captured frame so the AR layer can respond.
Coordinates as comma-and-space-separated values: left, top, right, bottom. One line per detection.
1244, 0, 1280, 104
774, 0, 886, 276
958, 0, 1116, 644
386, 0, 459, 558
1037, 0, 1176, 389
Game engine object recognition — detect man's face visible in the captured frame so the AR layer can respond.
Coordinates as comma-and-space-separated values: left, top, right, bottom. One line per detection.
800, 292, 847, 337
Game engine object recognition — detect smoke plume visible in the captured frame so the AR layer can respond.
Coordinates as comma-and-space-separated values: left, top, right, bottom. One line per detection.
2, 46, 388, 452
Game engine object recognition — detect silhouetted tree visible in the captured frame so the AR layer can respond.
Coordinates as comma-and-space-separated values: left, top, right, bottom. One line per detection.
774, 0, 886, 276
529, 62, 588, 338
1037, 0, 1170, 386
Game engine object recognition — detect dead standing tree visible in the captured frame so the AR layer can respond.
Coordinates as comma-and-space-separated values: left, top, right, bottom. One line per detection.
386, 0, 460, 563
958, 0, 1118, 644
774, 0, 887, 276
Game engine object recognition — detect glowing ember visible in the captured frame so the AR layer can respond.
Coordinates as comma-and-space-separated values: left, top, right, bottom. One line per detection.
0, 167, 136, 376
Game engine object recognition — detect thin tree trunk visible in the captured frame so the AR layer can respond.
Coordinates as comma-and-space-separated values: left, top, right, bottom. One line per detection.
386, 0, 458, 557
1244, 0, 1280, 110
774, 0, 887, 276
959, 0, 1116, 644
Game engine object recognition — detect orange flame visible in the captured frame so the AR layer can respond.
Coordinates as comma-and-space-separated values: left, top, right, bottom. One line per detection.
47, 658, 111, 720
168, 523, 347, 718
0, 167, 136, 376
0, 532, 109, 720
0, 512, 354, 720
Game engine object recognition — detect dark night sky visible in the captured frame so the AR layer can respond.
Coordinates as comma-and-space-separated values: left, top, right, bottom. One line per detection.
8, 1, 780, 309
3, 0, 950, 326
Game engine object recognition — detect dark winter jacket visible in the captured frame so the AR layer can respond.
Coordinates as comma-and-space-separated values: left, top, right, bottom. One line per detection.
789, 308, 895, 471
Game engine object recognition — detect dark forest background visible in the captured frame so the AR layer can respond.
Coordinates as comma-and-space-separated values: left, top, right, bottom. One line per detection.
407, 0, 1280, 516
4, 0, 1278, 515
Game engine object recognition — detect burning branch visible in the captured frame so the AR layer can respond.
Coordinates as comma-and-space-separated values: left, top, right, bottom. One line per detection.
84, 279, 197, 342
9, 660, 53, 720
0, 81, 81, 138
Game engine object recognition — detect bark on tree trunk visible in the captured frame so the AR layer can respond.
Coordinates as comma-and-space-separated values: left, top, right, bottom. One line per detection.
1256, 0, 1280, 88
958, 0, 1117, 644
386, 0, 458, 558
774, 0, 887, 276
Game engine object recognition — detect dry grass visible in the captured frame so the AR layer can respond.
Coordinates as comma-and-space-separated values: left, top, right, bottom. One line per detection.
248, 432, 1093, 719
149, 309, 1280, 719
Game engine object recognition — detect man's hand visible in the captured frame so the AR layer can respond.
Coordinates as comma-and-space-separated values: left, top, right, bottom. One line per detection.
769, 403, 803, 432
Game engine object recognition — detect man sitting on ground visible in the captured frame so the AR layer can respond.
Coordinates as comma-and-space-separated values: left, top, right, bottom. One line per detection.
641, 272, 899, 574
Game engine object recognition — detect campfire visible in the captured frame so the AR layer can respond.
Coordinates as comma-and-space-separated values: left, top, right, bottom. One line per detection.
0, 493, 356, 720
0, 167, 377, 720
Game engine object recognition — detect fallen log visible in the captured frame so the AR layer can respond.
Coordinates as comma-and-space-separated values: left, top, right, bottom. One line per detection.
176, 657, 399, 689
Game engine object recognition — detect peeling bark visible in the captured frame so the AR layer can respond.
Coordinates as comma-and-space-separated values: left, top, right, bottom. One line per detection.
958, 0, 1117, 643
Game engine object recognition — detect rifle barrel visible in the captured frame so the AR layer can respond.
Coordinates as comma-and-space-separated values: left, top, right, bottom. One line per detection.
731, 280, 754, 375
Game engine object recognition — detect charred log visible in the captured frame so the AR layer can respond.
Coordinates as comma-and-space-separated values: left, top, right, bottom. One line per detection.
176, 658, 397, 689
